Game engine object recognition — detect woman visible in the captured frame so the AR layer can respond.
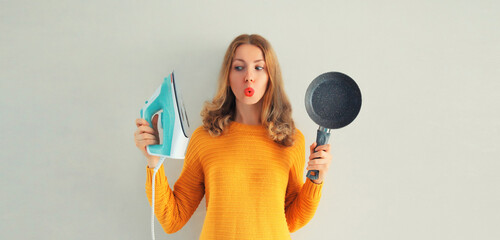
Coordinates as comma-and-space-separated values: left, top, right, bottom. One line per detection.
134, 34, 332, 239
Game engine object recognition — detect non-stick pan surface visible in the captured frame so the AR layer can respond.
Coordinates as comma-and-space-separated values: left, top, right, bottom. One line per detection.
305, 72, 362, 129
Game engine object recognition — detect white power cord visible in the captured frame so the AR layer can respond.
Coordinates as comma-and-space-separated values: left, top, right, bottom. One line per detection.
151, 156, 167, 240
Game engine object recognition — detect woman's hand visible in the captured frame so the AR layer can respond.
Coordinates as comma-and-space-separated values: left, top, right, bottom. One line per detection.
307, 142, 332, 184
134, 115, 161, 168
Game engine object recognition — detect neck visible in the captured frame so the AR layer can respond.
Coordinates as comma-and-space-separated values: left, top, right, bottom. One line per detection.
234, 100, 263, 125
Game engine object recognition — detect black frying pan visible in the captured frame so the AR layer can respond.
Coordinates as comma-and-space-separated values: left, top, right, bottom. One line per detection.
305, 72, 362, 180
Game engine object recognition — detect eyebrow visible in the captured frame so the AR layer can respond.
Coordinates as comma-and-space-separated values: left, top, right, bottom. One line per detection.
233, 58, 264, 63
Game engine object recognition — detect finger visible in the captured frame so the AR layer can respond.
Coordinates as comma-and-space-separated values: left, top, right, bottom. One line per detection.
307, 163, 321, 171
309, 150, 326, 160
136, 125, 155, 135
309, 142, 317, 153
136, 137, 155, 148
143, 139, 157, 146
308, 157, 330, 166
315, 144, 331, 152
307, 164, 329, 171
308, 158, 326, 165
307, 160, 330, 169
139, 133, 157, 141
137, 138, 157, 148
136, 121, 152, 131
140, 123, 159, 142
138, 140, 157, 153
311, 152, 333, 164
136, 118, 149, 127
135, 130, 156, 143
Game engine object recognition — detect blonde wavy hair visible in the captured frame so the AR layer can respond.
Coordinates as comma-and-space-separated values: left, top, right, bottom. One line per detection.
201, 34, 296, 147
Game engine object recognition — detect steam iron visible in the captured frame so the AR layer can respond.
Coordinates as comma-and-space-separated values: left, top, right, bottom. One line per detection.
141, 72, 190, 240
140, 72, 190, 160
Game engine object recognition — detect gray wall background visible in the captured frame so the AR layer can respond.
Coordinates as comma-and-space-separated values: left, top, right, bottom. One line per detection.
1, 0, 499, 239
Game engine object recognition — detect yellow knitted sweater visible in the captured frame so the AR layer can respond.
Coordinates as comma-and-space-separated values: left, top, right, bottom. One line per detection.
145, 121, 323, 239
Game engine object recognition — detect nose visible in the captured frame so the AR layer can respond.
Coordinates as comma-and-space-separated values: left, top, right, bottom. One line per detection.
245, 70, 254, 82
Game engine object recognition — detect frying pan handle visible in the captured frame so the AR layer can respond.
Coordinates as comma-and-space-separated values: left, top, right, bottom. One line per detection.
306, 126, 331, 180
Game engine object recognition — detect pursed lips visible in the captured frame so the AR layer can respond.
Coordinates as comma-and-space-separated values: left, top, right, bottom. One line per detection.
244, 87, 254, 97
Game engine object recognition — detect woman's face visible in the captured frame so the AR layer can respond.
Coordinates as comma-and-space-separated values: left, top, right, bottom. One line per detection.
229, 44, 269, 106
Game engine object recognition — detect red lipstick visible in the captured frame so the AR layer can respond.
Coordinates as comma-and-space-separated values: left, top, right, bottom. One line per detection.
244, 87, 254, 97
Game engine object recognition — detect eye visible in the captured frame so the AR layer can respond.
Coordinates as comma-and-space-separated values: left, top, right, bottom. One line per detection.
234, 66, 244, 71
255, 66, 264, 70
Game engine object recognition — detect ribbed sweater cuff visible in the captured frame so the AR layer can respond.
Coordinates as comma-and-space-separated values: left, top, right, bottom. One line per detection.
303, 179, 323, 199
145, 164, 168, 191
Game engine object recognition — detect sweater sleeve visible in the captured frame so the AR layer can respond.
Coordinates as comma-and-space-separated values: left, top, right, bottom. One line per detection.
284, 130, 323, 232
145, 129, 205, 234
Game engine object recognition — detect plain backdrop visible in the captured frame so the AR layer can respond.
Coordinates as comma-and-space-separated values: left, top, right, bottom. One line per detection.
1, 0, 499, 239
